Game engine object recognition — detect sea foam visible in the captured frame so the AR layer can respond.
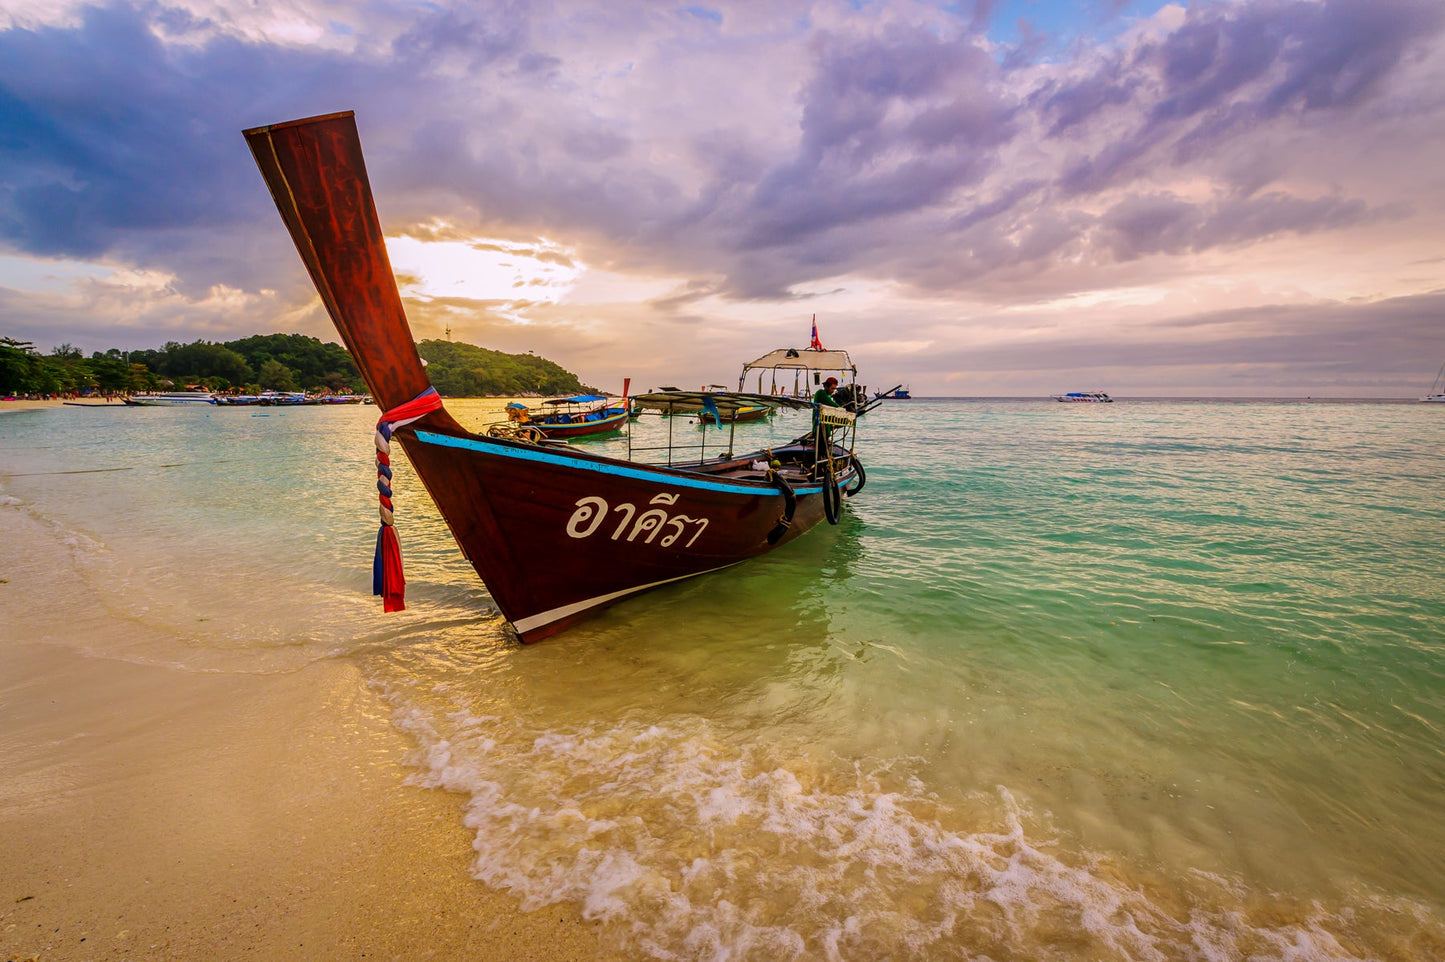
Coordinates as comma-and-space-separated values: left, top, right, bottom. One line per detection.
388, 696, 1391, 960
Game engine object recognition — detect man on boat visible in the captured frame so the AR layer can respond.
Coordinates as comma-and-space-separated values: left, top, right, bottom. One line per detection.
813, 376, 843, 445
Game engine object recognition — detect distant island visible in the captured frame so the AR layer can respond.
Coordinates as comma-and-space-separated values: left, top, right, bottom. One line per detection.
0, 334, 594, 398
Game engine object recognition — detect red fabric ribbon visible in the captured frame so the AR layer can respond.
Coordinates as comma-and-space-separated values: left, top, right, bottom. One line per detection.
379, 389, 445, 426
376, 524, 407, 612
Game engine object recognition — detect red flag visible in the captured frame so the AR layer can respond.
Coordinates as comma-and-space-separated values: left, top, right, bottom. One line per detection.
809, 315, 824, 351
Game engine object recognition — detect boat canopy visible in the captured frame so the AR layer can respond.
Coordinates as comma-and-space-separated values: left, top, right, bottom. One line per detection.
541, 394, 608, 406
631, 390, 811, 417
740, 348, 856, 375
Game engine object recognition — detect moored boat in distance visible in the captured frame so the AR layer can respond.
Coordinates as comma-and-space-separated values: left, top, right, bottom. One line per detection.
257, 390, 309, 405
217, 392, 369, 406
1053, 391, 1113, 403
690, 385, 772, 424
244, 111, 867, 642
629, 390, 799, 441
123, 391, 217, 406
873, 385, 911, 400
493, 392, 630, 441
717, 403, 772, 423
1421, 363, 1445, 403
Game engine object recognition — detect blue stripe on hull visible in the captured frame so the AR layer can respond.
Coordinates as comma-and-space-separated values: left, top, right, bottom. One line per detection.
413, 429, 835, 498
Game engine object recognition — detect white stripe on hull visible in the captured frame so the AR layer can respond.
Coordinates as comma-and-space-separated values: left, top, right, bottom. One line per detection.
511, 562, 744, 635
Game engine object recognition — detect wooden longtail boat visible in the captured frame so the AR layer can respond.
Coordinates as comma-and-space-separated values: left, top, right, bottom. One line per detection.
243, 111, 865, 642
497, 394, 630, 440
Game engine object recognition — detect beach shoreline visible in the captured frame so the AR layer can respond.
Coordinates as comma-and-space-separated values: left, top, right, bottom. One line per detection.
0, 501, 623, 961
1, 398, 68, 412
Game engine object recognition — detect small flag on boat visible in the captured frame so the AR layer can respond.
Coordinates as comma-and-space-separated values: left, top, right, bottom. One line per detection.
809, 315, 824, 351
373, 387, 444, 612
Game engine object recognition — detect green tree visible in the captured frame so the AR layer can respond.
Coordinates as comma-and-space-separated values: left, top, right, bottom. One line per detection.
1, 338, 44, 394
87, 352, 133, 392
256, 358, 298, 391
225, 333, 357, 391
153, 340, 253, 385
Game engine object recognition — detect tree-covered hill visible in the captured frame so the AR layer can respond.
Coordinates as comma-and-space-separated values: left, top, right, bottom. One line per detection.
1, 333, 592, 398
417, 339, 593, 397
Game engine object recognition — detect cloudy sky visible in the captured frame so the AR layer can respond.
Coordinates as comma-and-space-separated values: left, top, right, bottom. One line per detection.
2, 0, 1443, 397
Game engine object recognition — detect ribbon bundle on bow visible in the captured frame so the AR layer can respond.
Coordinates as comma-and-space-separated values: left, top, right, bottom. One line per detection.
373, 387, 444, 611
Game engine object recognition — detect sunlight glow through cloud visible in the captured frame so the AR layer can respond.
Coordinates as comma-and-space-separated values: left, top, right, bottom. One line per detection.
386, 235, 585, 318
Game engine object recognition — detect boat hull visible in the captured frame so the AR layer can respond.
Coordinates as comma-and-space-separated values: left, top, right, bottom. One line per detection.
533, 407, 629, 439
404, 428, 854, 641
723, 405, 772, 423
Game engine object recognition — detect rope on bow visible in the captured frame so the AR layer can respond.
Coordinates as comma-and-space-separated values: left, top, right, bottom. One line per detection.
373, 387, 444, 611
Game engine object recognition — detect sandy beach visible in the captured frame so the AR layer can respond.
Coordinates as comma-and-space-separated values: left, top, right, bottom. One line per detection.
0, 501, 624, 961
0, 398, 69, 412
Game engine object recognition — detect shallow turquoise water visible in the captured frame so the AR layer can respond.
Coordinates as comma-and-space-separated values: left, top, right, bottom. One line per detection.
3, 398, 1442, 958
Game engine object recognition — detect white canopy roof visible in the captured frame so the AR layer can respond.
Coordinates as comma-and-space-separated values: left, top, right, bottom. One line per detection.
739, 348, 856, 376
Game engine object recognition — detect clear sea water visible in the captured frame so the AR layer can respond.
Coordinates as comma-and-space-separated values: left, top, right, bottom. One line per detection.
3, 398, 1442, 959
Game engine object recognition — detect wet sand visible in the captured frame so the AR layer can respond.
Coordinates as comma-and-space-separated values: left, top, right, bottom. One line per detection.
0, 503, 624, 961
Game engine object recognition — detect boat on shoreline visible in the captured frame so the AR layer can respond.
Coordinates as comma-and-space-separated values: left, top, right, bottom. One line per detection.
123, 391, 218, 407
215, 391, 370, 406
244, 110, 866, 642
1053, 391, 1113, 403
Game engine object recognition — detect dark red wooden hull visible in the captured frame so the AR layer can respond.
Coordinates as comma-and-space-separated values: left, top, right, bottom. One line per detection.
243, 111, 863, 641
403, 429, 854, 640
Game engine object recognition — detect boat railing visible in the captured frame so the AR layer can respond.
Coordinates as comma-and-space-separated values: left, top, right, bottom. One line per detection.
624, 413, 856, 480
625, 411, 750, 467
625, 390, 820, 468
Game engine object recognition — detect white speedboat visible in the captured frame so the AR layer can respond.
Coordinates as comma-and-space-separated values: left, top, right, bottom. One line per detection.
122, 391, 217, 407
257, 390, 309, 405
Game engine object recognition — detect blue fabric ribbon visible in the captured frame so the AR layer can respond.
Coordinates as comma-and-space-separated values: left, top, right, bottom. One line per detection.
701, 395, 724, 428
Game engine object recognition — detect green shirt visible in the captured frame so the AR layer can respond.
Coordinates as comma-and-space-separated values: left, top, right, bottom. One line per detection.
814, 386, 840, 407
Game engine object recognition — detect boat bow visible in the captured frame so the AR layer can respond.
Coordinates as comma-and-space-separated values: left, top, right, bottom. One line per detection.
244, 112, 464, 431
